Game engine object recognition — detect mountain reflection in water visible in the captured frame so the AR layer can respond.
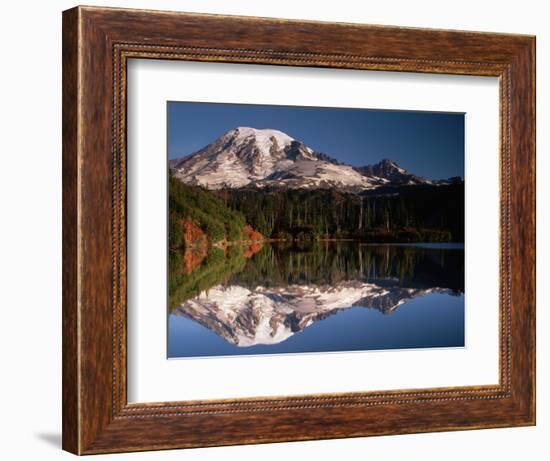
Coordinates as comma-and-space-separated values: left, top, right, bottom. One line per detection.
168, 241, 464, 358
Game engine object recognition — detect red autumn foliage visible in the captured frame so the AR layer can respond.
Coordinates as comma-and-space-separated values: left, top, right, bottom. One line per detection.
182, 247, 207, 274
243, 242, 263, 258
182, 218, 207, 247
243, 225, 263, 242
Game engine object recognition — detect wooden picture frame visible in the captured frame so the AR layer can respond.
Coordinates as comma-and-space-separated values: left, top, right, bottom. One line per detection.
62, 5, 535, 455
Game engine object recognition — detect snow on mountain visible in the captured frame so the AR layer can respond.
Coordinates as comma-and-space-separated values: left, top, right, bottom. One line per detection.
170, 127, 378, 190
170, 127, 300, 189
170, 127, 455, 191
258, 159, 378, 190
172, 281, 448, 347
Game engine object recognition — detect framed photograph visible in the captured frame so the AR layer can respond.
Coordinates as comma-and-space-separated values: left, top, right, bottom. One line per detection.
165, 103, 466, 360
62, 6, 535, 455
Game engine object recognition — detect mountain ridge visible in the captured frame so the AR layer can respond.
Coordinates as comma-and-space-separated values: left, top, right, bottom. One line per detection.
170, 127, 461, 191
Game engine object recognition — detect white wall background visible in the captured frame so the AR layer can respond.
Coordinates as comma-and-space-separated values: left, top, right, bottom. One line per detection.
0, 1, 546, 459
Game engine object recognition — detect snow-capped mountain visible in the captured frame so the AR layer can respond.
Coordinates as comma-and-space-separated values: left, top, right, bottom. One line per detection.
170, 127, 385, 190
169, 127, 457, 191
354, 159, 429, 186
172, 281, 449, 347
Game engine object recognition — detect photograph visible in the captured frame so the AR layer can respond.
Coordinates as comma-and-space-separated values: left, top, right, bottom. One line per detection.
167, 102, 465, 358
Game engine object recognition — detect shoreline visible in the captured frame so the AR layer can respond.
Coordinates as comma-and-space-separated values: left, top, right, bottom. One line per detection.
181, 238, 465, 250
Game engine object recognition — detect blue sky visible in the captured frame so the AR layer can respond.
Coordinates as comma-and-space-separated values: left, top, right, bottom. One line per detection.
167, 101, 464, 180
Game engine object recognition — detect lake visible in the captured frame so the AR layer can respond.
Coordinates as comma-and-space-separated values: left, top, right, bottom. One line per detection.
168, 241, 464, 358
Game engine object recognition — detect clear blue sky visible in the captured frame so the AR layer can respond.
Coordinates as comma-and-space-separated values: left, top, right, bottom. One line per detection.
168, 101, 464, 180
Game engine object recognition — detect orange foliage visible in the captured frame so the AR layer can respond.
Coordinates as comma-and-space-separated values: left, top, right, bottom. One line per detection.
243, 241, 263, 258
182, 247, 207, 274
243, 225, 263, 242
182, 218, 207, 246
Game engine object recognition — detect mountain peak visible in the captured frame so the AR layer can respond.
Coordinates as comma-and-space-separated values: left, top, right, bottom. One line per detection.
379, 158, 398, 166
169, 127, 436, 190
224, 126, 295, 149
232, 126, 292, 137
171, 126, 318, 189
376, 158, 404, 170
355, 159, 428, 185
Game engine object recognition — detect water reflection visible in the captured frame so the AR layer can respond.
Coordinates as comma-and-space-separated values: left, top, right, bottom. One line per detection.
168, 242, 464, 357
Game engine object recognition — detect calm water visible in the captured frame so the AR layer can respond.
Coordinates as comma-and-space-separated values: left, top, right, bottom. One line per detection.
168, 242, 464, 358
